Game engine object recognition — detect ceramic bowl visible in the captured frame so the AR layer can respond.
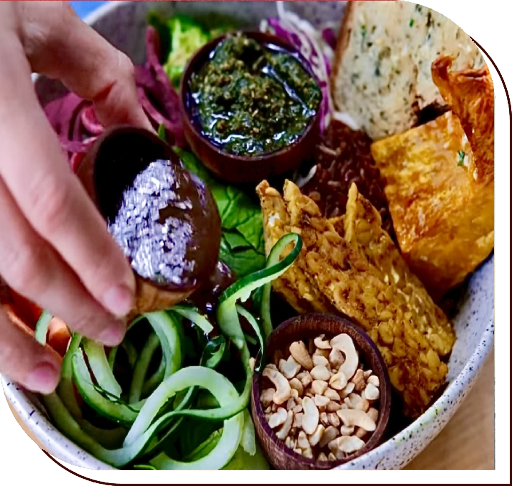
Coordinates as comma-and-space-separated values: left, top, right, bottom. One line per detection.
2, 1, 494, 471
180, 31, 321, 183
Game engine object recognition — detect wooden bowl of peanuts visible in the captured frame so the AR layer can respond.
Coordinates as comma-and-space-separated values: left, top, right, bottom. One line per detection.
251, 313, 391, 469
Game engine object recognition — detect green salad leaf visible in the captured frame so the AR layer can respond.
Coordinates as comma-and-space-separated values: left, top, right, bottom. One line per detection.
165, 15, 210, 89
151, 13, 234, 90
175, 148, 266, 277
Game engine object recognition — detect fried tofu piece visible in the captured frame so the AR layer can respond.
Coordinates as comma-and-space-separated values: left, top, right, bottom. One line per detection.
432, 56, 494, 185
258, 180, 455, 417
371, 59, 494, 299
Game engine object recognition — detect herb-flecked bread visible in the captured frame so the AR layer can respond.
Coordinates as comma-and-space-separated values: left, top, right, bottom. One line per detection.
331, 1, 484, 139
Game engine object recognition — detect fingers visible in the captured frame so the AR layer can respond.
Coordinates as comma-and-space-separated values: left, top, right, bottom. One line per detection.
17, 2, 151, 130
0, 178, 125, 346
0, 307, 61, 394
0, 36, 137, 319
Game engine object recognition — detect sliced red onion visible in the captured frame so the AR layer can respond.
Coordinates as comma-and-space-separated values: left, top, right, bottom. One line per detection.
44, 25, 186, 170
321, 28, 337, 50
81, 105, 104, 135
142, 27, 185, 147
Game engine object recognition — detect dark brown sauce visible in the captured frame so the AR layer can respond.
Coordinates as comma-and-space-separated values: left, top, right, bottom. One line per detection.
187, 261, 235, 317
108, 159, 204, 289
87, 129, 221, 292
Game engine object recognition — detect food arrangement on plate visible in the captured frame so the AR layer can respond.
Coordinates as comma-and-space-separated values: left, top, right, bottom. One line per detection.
1, 1, 494, 470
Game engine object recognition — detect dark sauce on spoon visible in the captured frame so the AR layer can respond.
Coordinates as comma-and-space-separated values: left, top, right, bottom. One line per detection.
108, 158, 204, 289
88, 129, 221, 292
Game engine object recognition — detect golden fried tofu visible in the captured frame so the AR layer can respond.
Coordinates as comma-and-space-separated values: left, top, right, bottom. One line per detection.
432, 56, 494, 185
258, 180, 455, 417
371, 59, 494, 300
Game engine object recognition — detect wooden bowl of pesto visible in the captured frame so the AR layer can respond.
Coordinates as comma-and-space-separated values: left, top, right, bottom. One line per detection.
180, 31, 322, 183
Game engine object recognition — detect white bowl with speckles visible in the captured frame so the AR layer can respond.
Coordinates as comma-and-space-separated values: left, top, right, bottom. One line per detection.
2, 1, 495, 471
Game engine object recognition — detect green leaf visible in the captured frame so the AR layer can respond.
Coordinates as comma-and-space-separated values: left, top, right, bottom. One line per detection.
175, 148, 265, 277
175, 147, 213, 184
157, 123, 166, 141
219, 243, 266, 277
458, 150, 466, 166
223, 231, 253, 251
163, 15, 210, 90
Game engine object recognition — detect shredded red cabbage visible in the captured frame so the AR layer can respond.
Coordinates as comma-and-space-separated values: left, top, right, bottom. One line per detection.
43, 26, 184, 173
263, 10, 334, 133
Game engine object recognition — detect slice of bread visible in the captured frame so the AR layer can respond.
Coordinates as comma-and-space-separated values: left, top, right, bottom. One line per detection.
331, 1, 484, 140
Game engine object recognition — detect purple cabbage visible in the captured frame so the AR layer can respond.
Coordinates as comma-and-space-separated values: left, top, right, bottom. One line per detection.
43, 26, 185, 173
265, 17, 333, 133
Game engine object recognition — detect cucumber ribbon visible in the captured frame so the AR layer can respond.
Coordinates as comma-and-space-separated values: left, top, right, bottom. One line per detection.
41, 233, 302, 469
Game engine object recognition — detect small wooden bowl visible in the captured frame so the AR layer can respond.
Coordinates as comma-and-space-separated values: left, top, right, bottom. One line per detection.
179, 31, 322, 184
251, 314, 391, 470
77, 126, 221, 318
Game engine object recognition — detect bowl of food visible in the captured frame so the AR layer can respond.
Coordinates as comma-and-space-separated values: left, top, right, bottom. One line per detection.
180, 31, 322, 183
78, 125, 222, 318
251, 313, 392, 469
2, 0, 494, 471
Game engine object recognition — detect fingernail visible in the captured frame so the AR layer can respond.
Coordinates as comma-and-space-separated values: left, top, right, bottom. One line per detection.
26, 362, 60, 395
99, 324, 125, 347
103, 284, 134, 317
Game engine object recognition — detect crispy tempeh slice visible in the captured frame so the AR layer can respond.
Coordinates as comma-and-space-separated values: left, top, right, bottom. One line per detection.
257, 181, 337, 315
342, 184, 455, 356
259, 180, 455, 417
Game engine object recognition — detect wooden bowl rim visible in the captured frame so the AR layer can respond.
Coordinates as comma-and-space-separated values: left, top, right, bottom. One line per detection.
251, 313, 392, 469
179, 30, 323, 165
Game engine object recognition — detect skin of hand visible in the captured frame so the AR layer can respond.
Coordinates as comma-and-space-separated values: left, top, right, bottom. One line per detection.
0, 2, 152, 394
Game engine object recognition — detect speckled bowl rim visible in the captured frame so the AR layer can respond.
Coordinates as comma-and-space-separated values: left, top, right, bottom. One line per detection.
2, 310, 494, 470
2, 0, 495, 471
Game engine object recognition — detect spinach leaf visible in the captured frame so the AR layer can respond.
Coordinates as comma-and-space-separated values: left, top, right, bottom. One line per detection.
175, 148, 265, 278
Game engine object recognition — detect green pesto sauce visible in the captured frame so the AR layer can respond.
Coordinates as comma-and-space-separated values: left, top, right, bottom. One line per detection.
190, 33, 321, 156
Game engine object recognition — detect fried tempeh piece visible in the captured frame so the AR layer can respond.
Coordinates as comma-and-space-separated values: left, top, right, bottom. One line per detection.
258, 180, 455, 417
342, 184, 455, 356
257, 181, 338, 315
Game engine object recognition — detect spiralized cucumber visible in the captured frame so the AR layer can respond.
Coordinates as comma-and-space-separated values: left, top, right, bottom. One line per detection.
72, 350, 141, 426
83, 338, 122, 398
141, 358, 165, 397
129, 332, 160, 404
34, 310, 52, 345
41, 233, 302, 470
56, 334, 81, 418
144, 311, 183, 378
170, 305, 213, 335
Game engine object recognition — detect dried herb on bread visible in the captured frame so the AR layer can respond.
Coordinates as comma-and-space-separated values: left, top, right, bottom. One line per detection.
331, 1, 484, 139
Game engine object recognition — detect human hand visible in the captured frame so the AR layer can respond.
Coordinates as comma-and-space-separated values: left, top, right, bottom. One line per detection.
0, 2, 151, 394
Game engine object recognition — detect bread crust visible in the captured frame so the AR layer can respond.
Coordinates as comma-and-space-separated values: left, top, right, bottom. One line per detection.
330, 1, 355, 110
330, 1, 484, 139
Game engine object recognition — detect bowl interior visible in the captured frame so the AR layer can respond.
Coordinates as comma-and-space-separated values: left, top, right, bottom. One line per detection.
4, 0, 495, 471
